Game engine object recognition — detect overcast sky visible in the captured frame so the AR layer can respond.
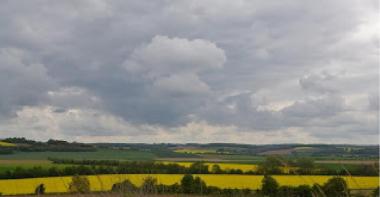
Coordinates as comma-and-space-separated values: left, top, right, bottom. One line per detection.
0, 0, 378, 144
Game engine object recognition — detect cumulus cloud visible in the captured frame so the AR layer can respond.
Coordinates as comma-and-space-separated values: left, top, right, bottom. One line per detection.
0, 0, 378, 144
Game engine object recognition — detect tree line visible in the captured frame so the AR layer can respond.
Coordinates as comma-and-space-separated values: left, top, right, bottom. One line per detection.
50, 157, 379, 176
0, 138, 96, 153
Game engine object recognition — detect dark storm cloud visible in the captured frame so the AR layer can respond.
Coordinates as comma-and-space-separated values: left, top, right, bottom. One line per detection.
0, 0, 378, 143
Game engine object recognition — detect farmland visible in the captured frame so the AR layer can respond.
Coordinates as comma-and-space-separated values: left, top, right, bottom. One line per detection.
160, 161, 258, 172
0, 138, 378, 196
0, 141, 16, 147
0, 149, 156, 161
0, 174, 378, 195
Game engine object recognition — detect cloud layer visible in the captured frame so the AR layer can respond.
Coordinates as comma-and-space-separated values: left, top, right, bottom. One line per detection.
0, 0, 378, 144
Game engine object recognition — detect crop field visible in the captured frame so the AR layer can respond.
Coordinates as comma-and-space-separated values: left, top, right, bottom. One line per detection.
160, 161, 300, 173
0, 174, 378, 195
0, 149, 156, 161
174, 148, 217, 154
0, 141, 16, 147
0, 160, 73, 173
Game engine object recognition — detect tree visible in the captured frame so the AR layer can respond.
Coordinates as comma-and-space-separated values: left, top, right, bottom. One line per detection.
258, 156, 283, 174
295, 158, 314, 174
211, 164, 222, 174
189, 162, 209, 174
35, 184, 45, 195
181, 174, 194, 194
295, 185, 313, 197
322, 177, 349, 197
261, 175, 279, 197
192, 176, 207, 194
141, 176, 157, 194
69, 175, 90, 193
111, 179, 137, 193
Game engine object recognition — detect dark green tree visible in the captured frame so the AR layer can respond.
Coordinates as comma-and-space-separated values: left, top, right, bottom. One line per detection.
189, 161, 209, 174
295, 185, 313, 197
192, 176, 207, 194
211, 164, 222, 174
258, 156, 283, 174
261, 175, 279, 197
322, 177, 349, 197
181, 174, 194, 194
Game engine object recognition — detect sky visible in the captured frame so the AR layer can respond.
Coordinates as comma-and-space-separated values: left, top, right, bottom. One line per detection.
0, 0, 378, 144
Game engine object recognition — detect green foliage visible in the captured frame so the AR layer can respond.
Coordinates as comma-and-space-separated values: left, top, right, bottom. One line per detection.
322, 177, 349, 197
192, 176, 207, 194
258, 156, 283, 174
69, 175, 90, 193
180, 174, 207, 194
34, 184, 45, 195
181, 174, 194, 194
211, 164, 223, 174
295, 185, 313, 197
141, 176, 158, 194
295, 158, 314, 174
277, 186, 297, 197
261, 175, 279, 197
189, 161, 209, 173
111, 179, 137, 193
156, 183, 181, 194
275, 185, 312, 197
372, 187, 379, 197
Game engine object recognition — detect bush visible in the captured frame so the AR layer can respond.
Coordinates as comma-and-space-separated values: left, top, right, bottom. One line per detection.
69, 175, 90, 193
141, 176, 157, 194
111, 179, 138, 193
295, 185, 312, 197
277, 186, 296, 197
373, 187, 379, 197
181, 174, 194, 194
261, 175, 279, 197
35, 184, 45, 195
322, 177, 349, 197
192, 176, 207, 194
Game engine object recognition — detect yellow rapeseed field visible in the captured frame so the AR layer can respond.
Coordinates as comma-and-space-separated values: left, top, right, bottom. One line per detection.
0, 141, 16, 147
0, 174, 378, 195
161, 161, 295, 173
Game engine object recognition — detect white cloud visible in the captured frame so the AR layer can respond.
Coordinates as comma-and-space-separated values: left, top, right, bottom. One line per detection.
0, 0, 377, 144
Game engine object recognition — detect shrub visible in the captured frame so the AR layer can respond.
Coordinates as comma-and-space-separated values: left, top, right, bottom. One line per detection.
261, 175, 279, 197
69, 175, 90, 193
111, 179, 137, 193
181, 174, 194, 194
141, 176, 157, 194
277, 186, 296, 197
192, 176, 207, 194
295, 185, 312, 197
322, 177, 349, 197
35, 184, 45, 195
373, 187, 379, 197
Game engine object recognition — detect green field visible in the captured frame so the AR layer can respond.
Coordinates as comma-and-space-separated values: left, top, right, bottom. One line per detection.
0, 149, 156, 161
0, 160, 71, 173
